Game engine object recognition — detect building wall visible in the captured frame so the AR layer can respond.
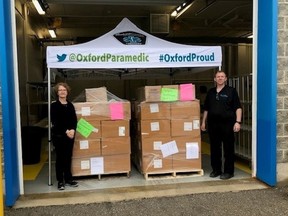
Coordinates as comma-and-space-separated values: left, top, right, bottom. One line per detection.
277, 1, 288, 183
0, 86, 3, 177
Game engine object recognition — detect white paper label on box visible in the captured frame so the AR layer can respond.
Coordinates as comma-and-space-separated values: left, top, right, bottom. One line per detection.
150, 103, 159, 113
92, 127, 99, 133
119, 126, 126, 136
160, 140, 179, 157
153, 141, 162, 150
79, 140, 89, 150
184, 122, 193, 131
186, 142, 199, 159
81, 107, 91, 116
153, 159, 163, 168
90, 157, 104, 174
150, 122, 160, 131
80, 160, 90, 170
193, 120, 200, 129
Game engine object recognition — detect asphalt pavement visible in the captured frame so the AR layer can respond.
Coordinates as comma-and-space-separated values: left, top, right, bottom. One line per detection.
4, 182, 288, 216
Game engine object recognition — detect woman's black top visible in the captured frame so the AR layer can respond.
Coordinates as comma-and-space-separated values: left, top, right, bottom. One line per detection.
51, 100, 77, 137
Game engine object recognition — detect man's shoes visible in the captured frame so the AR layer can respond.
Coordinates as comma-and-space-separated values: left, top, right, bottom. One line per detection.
209, 171, 222, 178
220, 173, 234, 180
58, 182, 65, 190
65, 180, 79, 187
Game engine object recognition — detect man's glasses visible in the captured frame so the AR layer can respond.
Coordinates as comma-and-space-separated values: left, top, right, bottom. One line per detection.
216, 93, 219, 101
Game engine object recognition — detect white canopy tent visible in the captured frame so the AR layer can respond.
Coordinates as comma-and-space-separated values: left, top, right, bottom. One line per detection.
46, 18, 222, 184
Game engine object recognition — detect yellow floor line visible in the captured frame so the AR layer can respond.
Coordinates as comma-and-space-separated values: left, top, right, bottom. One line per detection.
202, 141, 251, 174
23, 151, 48, 181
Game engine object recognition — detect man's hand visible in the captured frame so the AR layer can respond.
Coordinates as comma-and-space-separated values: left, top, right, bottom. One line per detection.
233, 122, 241, 132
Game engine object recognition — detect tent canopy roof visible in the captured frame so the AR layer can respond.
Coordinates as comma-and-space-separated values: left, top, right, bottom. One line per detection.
46, 18, 222, 69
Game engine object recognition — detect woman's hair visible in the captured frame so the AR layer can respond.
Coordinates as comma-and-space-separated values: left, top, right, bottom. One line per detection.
54, 82, 71, 95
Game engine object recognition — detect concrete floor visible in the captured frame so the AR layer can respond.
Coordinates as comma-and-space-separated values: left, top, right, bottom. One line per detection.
16, 153, 262, 208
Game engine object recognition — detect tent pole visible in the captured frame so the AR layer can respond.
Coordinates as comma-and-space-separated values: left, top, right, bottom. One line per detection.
48, 67, 52, 186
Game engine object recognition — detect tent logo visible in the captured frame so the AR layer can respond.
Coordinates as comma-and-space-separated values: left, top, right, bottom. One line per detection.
113, 31, 146, 45
57, 54, 67, 62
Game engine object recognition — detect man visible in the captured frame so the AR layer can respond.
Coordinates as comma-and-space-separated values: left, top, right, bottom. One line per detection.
201, 71, 242, 180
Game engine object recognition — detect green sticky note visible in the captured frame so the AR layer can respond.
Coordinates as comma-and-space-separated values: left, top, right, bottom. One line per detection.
161, 88, 178, 101
76, 118, 95, 138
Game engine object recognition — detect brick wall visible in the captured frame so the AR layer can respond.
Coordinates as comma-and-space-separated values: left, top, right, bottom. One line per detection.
277, 1, 288, 182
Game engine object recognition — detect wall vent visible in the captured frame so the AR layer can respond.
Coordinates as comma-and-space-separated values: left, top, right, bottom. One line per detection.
150, 14, 170, 34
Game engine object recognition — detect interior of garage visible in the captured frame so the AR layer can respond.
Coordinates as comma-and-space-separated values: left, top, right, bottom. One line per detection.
15, 0, 253, 193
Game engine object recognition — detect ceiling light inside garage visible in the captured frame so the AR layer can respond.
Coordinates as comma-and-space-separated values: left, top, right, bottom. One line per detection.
48, 29, 56, 38
32, 0, 49, 15
171, 0, 194, 19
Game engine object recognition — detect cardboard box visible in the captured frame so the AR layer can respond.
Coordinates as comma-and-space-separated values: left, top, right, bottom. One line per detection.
75, 119, 101, 139
160, 85, 179, 102
137, 86, 162, 102
103, 154, 131, 173
179, 83, 196, 101
72, 154, 131, 176
173, 153, 202, 171
71, 156, 100, 176
173, 137, 201, 154
140, 154, 173, 173
139, 119, 170, 137
101, 120, 130, 137
107, 101, 131, 121
74, 102, 110, 120
170, 100, 200, 119
85, 87, 108, 102
73, 139, 101, 157
137, 102, 170, 120
171, 119, 201, 137
137, 85, 183, 102
162, 85, 178, 90
101, 137, 131, 155
140, 136, 173, 155
74, 101, 131, 121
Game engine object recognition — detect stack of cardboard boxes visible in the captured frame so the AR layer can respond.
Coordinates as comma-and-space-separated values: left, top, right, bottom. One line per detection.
72, 87, 131, 177
133, 84, 203, 177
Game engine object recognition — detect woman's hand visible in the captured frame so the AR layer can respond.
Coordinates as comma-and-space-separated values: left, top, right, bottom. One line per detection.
66, 129, 75, 139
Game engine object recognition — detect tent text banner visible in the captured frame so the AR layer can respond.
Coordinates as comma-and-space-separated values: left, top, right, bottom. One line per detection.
47, 18, 222, 69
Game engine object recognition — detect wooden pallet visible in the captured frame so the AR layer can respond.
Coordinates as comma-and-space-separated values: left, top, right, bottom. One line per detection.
97, 171, 131, 180
73, 171, 130, 180
143, 169, 204, 180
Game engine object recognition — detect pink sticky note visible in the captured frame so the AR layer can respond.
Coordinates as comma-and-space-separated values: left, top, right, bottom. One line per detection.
110, 102, 124, 120
180, 83, 195, 101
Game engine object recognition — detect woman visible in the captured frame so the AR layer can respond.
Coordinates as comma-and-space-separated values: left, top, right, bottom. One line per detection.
51, 82, 78, 190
